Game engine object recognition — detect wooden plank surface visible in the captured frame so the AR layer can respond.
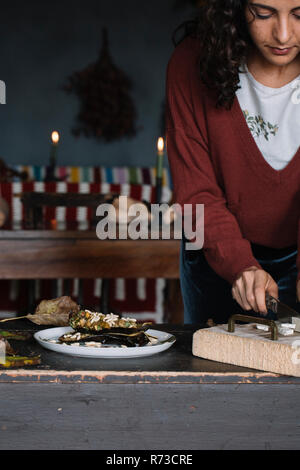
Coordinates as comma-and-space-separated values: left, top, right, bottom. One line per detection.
0, 230, 180, 279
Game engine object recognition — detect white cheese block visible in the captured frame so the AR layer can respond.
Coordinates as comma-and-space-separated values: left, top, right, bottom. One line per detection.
277, 327, 294, 336
256, 324, 269, 332
281, 323, 296, 330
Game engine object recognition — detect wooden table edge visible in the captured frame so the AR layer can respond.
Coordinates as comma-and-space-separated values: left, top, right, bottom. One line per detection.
1, 369, 299, 384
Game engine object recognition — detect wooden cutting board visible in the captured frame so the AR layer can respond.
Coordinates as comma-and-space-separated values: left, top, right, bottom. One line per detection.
193, 323, 300, 377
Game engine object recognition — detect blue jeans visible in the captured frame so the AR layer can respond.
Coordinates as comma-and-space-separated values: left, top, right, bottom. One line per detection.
180, 237, 300, 324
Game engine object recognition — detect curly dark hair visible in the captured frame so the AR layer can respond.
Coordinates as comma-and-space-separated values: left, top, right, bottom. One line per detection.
173, 0, 255, 109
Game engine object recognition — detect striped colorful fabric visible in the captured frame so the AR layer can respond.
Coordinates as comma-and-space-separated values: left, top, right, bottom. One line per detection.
0, 182, 173, 229
11, 165, 173, 189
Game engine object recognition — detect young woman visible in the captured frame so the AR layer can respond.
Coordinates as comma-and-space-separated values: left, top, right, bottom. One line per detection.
166, 0, 300, 324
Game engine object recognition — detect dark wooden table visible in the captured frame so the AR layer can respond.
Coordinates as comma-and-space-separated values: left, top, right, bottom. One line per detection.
0, 320, 299, 450
0, 229, 183, 322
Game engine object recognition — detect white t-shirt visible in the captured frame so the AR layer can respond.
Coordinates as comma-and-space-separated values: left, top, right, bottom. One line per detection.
236, 64, 300, 170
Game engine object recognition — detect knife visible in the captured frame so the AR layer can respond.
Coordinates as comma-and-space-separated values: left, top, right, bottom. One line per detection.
265, 294, 300, 327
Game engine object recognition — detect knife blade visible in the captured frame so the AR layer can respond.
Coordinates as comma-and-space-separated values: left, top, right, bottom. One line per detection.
265, 293, 300, 320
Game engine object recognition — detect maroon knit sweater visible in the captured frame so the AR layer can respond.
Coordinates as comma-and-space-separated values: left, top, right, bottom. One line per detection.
166, 37, 300, 284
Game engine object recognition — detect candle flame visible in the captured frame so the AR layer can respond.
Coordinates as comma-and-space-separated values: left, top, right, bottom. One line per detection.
157, 137, 164, 152
51, 131, 60, 144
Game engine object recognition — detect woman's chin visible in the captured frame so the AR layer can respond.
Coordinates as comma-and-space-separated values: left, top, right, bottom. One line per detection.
261, 48, 300, 67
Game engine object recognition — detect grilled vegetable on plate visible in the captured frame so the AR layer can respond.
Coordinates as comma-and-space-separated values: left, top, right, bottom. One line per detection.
34, 311, 176, 358
58, 310, 153, 347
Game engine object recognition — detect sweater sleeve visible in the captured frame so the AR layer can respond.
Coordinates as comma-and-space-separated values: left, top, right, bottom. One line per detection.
297, 219, 300, 281
165, 43, 261, 285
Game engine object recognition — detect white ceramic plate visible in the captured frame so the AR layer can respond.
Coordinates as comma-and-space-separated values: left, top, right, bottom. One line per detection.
34, 327, 176, 359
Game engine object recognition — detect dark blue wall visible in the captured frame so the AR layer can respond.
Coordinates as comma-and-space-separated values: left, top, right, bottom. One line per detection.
0, 0, 195, 168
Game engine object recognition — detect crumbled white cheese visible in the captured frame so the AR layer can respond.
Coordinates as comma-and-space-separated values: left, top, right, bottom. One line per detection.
274, 322, 296, 336
256, 324, 270, 332
256, 323, 295, 336
90, 313, 103, 324
278, 327, 294, 336
103, 313, 120, 327
280, 323, 296, 330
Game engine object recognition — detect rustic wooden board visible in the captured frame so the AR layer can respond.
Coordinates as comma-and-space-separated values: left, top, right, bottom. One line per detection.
0, 231, 180, 279
193, 324, 300, 377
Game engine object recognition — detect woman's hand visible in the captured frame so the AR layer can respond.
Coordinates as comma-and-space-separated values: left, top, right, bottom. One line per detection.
232, 266, 278, 315
297, 280, 300, 303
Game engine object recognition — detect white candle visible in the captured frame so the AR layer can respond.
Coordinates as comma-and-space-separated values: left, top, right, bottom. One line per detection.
50, 131, 60, 167
156, 137, 164, 179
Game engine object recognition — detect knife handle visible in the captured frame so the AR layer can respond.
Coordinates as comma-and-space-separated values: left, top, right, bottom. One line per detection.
266, 294, 278, 313
228, 315, 278, 341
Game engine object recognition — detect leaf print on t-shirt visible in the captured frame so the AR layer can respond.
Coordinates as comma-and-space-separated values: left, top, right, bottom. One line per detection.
243, 110, 279, 141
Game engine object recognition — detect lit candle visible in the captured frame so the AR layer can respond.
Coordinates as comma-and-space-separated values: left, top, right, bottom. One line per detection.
156, 137, 164, 204
50, 131, 60, 167
156, 137, 164, 179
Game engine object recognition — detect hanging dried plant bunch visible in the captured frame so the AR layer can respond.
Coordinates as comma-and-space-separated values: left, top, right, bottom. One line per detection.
64, 28, 138, 142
